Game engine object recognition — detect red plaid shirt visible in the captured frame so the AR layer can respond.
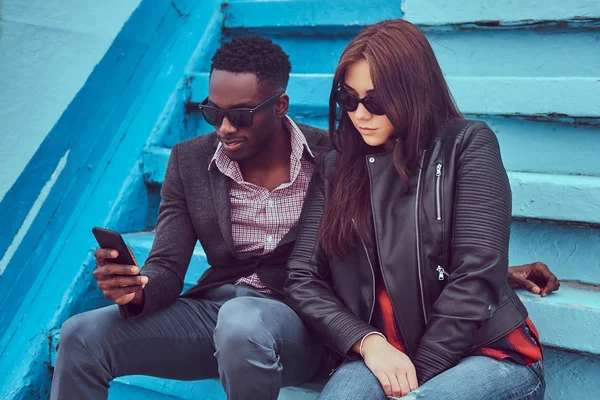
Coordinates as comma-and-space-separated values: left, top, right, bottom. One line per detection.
210, 116, 315, 293
376, 278, 542, 367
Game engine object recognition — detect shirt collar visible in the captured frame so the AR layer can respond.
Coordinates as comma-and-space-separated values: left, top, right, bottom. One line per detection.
284, 116, 314, 161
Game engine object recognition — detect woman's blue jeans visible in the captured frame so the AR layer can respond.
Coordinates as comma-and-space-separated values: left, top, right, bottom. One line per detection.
319, 356, 545, 400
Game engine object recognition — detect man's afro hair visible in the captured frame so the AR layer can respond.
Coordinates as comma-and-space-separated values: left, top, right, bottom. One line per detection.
211, 36, 292, 91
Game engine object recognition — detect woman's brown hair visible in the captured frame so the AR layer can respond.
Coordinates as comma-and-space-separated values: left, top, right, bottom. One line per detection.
320, 19, 461, 259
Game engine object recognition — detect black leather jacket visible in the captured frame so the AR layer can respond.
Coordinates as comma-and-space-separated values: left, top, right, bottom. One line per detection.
285, 119, 528, 384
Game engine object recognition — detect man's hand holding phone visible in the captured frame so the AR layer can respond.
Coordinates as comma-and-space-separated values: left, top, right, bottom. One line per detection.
92, 246, 148, 307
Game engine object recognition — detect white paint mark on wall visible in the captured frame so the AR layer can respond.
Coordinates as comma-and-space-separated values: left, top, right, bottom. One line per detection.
0, 150, 70, 276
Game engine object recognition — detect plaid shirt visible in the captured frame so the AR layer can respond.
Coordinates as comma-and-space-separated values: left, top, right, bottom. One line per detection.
210, 116, 315, 293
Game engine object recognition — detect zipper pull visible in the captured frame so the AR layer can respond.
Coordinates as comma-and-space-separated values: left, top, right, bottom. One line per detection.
436, 163, 442, 177
436, 265, 447, 281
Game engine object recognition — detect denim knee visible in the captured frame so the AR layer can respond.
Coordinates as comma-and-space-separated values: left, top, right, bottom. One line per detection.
319, 361, 387, 400
57, 311, 109, 368
213, 297, 276, 364
60, 314, 89, 353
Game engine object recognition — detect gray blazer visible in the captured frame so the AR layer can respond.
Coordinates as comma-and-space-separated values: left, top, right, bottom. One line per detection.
122, 122, 328, 318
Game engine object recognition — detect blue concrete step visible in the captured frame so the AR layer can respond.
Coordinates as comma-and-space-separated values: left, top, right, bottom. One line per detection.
222, 21, 600, 80
518, 284, 600, 355
109, 380, 183, 400
155, 111, 600, 179
103, 350, 600, 400
222, 0, 401, 34
189, 73, 600, 119
223, 32, 600, 90
222, 0, 600, 33
538, 348, 599, 400
124, 232, 209, 292
48, 330, 599, 400
401, 0, 600, 27
150, 110, 600, 178
509, 221, 600, 286
107, 375, 322, 400
142, 145, 600, 223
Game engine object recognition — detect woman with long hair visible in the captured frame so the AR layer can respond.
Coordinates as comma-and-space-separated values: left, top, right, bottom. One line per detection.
285, 19, 544, 399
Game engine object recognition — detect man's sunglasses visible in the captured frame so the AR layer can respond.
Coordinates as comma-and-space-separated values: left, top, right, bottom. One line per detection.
335, 90, 385, 116
198, 92, 283, 129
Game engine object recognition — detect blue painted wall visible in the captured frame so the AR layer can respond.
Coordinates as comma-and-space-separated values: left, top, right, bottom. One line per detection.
1, 0, 599, 399
0, 0, 222, 397
0, 0, 142, 202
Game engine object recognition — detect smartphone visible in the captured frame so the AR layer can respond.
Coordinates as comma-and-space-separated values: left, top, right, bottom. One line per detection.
92, 227, 137, 266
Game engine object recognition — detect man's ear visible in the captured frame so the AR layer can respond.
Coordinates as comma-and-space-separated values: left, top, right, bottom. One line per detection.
274, 94, 289, 118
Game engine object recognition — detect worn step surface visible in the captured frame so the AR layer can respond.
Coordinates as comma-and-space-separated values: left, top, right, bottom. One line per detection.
108, 375, 323, 400
518, 285, 600, 354
222, 28, 600, 78
102, 348, 600, 400
150, 115, 600, 177
124, 232, 209, 291
509, 221, 600, 286
222, 0, 600, 32
142, 145, 600, 225
189, 73, 600, 119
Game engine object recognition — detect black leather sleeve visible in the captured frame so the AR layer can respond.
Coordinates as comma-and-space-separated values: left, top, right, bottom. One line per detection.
413, 127, 512, 383
285, 169, 378, 358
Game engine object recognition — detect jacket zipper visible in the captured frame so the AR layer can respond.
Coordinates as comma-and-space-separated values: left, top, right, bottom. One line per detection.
415, 151, 428, 325
352, 219, 376, 324
330, 220, 377, 376
365, 160, 411, 353
435, 163, 443, 221
436, 265, 449, 281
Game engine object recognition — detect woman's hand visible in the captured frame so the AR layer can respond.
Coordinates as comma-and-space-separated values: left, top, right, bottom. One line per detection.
359, 334, 418, 397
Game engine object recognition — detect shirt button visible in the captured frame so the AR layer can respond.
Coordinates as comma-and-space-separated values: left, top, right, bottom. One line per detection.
368, 157, 376, 164
266, 235, 273, 243
267, 200, 274, 207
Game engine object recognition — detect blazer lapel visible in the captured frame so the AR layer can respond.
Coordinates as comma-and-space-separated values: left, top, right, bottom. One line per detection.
208, 157, 234, 250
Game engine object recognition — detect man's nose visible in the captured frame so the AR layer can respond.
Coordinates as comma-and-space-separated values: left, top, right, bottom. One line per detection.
218, 116, 238, 135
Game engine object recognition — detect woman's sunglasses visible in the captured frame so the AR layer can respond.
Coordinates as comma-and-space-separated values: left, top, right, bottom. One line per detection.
199, 92, 283, 129
335, 90, 385, 116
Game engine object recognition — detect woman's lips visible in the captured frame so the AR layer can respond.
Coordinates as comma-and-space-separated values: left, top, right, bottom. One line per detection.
357, 126, 377, 135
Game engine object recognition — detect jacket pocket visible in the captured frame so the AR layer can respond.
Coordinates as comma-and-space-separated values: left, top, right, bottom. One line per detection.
435, 163, 443, 221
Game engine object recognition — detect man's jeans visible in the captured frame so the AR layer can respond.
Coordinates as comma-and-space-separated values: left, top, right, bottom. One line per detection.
51, 284, 324, 400
319, 357, 545, 400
